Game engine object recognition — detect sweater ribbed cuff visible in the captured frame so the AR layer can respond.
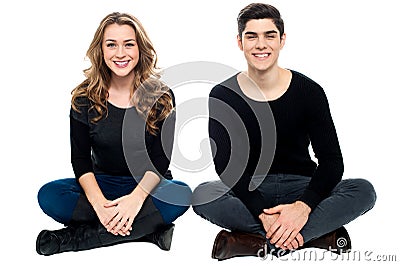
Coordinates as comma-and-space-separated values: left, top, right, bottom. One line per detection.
298, 188, 323, 211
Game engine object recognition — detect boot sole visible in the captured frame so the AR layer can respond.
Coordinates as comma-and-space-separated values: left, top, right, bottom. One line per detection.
36, 230, 47, 255
158, 224, 175, 251
335, 226, 352, 253
211, 230, 228, 260
36, 230, 60, 256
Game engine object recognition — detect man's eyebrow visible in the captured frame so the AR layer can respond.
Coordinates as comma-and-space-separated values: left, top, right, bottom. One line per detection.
244, 30, 278, 35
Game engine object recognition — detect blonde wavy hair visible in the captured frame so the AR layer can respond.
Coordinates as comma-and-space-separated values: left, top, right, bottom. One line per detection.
71, 12, 173, 135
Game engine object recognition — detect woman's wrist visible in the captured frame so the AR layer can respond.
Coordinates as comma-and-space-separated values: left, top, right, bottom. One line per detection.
89, 196, 107, 211
130, 185, 148, 202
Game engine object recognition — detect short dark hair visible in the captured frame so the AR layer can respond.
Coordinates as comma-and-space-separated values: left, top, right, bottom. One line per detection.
237, 3, 284, 38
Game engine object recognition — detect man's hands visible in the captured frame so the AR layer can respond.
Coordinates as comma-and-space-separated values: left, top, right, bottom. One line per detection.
259, 201, 311, 250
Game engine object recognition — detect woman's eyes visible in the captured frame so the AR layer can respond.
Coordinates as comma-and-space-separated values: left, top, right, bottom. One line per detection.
106, 43, 135, 48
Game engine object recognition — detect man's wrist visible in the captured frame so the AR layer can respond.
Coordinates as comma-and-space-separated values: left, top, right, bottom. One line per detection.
295, 201, 311, 214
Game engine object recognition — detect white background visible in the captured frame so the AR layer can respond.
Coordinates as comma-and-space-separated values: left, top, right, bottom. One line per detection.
1, 0, 399, 265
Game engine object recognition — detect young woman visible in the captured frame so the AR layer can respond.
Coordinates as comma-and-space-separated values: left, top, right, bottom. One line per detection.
36, 12, 192, 256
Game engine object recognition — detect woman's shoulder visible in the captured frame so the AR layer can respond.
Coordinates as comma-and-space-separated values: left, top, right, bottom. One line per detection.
70, 96, 91, 124
152, 77, 176, 107
73, 95, 90, 106
138, 77, 174, 98
71, 95, 91, 112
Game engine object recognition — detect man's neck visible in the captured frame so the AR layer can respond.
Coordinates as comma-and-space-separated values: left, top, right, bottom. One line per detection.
239, 65, 291, 102
247, 66, 282, 92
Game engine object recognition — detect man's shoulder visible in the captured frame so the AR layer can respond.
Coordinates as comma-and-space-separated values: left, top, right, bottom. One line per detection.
289, 70, 328, 104
290, 70, 323, 89
210, 73, 240, 98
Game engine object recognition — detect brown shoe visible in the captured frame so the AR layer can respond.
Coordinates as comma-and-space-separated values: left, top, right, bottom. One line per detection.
304, 226, 351, 254
211, 230, 267, 261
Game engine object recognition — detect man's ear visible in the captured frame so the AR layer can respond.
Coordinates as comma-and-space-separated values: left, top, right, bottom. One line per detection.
237, 35, 243, 51
280, 33, 286, 49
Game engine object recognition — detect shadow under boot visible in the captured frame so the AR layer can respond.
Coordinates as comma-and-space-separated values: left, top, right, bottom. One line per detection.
36, 198, 169, 256
303, 226, 352, 254
211, 230, 267, 261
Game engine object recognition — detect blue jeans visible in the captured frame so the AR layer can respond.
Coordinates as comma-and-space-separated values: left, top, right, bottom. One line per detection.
192, 174, 376, 249
38, 175, 192, 225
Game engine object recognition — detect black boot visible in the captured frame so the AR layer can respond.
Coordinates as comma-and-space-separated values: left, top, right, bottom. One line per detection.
36, 198, 168, 255
135, 223, 175, 251
70, 194, 97, 223
36, 222, 100, 255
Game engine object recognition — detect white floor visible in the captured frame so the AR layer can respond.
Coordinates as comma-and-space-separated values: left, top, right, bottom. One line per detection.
12, 194, 395, 266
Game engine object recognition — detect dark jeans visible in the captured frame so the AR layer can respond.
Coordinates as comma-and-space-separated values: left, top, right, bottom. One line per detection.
38, 175, 192, 225
192, 174, 376, 249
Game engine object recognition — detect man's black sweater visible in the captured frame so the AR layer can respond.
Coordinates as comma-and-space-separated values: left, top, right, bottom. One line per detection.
208, 70, 343, 218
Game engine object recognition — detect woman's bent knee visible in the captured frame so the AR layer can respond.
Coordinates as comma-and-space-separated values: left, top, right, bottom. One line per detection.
37, 179, 80, 224
37, 181, 57, 213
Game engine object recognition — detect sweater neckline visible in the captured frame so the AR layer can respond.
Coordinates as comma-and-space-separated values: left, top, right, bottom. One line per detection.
107, 100, 136, 111
234, 69, 294, 104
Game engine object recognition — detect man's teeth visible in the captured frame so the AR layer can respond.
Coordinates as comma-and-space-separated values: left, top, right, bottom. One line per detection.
254, 54, 270, 58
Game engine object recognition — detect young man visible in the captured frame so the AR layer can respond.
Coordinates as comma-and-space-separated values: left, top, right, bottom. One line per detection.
192, 3, 376, 260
